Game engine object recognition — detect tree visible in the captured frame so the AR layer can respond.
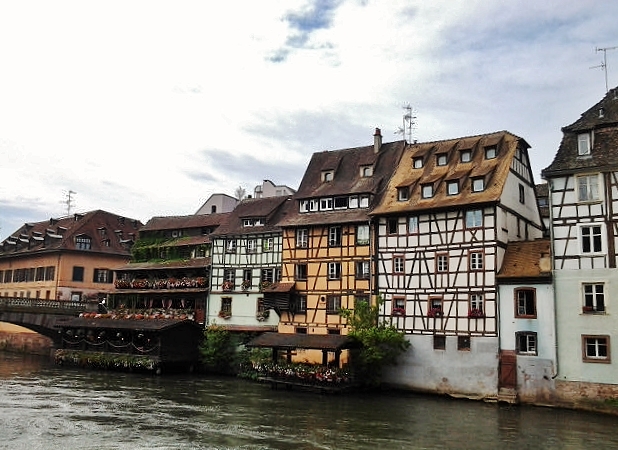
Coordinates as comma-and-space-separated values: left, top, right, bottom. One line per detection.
199, 324, 240, 374
234, 185, 247, 200
340, 296, 410, 388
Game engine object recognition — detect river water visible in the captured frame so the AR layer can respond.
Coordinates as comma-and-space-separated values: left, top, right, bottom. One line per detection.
1, 352, 617, 450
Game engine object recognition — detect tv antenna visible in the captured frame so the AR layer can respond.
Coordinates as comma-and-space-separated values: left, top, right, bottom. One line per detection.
63, 190, 77, 216
591, 45, 618, 93
395, 103, 417, 143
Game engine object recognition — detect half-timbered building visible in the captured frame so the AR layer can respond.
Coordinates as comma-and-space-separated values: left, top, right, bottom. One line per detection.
274, 129, 406, 365
371, 131, 544, 398
208, 196, 291, 332
542, 86, 618, 402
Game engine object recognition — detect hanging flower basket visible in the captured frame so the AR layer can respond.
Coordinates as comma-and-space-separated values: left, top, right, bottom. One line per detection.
468, 308, 485, 318
221, 281, 234, 291
392, 307, 406, 316
427, 308, 443, 318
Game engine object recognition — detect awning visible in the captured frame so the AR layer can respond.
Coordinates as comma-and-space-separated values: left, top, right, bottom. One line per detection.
261, 282, 295, 293
246, 332, 355, 351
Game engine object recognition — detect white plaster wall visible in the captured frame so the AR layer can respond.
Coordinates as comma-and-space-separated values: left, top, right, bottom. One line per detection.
207, 292, 279, 328
383, 335, 499, 398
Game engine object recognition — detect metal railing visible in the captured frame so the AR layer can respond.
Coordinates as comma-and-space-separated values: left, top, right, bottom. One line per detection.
0, 297, 91, 313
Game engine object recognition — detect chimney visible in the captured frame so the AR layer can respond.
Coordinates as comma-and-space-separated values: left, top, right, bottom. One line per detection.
374, 128, 382, 153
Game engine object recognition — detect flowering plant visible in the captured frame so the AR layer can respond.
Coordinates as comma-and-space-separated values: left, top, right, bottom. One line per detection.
427, 307, 443, 318
218, 310, 231, 319
259, 281, 273, 291
468, 308, 485, 318
241, 279, 252, 291
222, 280, 234, 291
256, 310, 270, 321
392, 307, 406, 316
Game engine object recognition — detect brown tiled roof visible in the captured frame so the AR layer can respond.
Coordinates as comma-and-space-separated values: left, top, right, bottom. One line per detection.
261, 282, 295, 293
140, 213, 230, 232
211, 196, 292, 236
0, 210, 142, 257
497, 239, 552, 281
543, 87, 618, 176
246, 332, 354, 350
371, 131, 526, 216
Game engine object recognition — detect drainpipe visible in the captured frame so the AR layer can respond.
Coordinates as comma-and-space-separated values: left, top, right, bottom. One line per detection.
547, 179, 559, 379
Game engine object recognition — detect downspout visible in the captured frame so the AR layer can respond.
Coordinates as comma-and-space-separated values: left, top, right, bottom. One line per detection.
547, 178, 559, 379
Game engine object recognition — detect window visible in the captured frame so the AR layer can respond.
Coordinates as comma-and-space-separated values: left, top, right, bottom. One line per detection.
355, 295, 369, 309
242, 269, 252, 288
437, 154, 447, 166
295, 264, 308, 281
262, 237, 274, 252
470, 294, 484, 313
392, 297, 406, 315
577, 175, 599, 202
45, 266, 55, 281
93, 269, 112, 284
296, 327, 307, 334
436, 254, 448, 272
334, 196, 348, 209
460, 150, 471, 163
516, 332, 537, 355
75, 236, 91, 250
256, 298, 265, 314
581, 225, 603, 253
349, 196, 359, 208
72, 266, 84, 282
35, 267, 44, 281
515, 288, 536, 317
328, 262, 341, 280
397, 187, 409, 201
361, 166, 373, 177
519, 184, 525, 204
226, 239, 237, 253
327, 295, 341, 314
322, 171, 334, 182
447, 181, 459, 195
223, 268, 235, 284
355, 260, 370, 279
220, 297, 232, 315
300, 200, 309, 213
578, 133, 591, 156
388, 218, 398, 234
472, 178, 485, 192
356, 224, 369, 245
458, 336, 471, 351
261, 268, 275, 283
243, 219, 253, 227
583, 283, 605, 313
320, 197, 333, 210
433, 335, 446, 350
413, 157, 423, 169
3, 270, 11, 283
309, 199, 319, 211
421, 184, 434, 198
465, 209, 483, 228
394, 256, 405, 274
296, 295, 307, 313
408, 216, 419, 234
246, 239, 258, 253
485, 146, 497, 159
328, 226, 342, 247
583, 335, 610, 363
296, 229, 308, 248
469, 252, 483, 271
359, 195, 370, 208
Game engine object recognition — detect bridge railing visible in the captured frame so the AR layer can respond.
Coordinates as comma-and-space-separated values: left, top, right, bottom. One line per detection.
0, 297, 92, 313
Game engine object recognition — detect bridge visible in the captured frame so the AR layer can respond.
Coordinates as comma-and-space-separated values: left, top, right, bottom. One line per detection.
0, 297, 93, 345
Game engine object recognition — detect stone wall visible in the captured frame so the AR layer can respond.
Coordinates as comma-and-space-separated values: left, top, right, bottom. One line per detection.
0, 331, 53, 355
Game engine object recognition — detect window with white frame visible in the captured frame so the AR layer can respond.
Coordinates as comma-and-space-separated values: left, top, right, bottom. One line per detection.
485, 146, 497, 159
583, 283, 605, 313
355, 260, 370, 279
262, 237, 274, 252
349, 196, 359, 208
261, 268, 275, 283
470, 294, 484, 312
397, 187, 409, 201
581, 225, 603, 253
246, 239, 258, 253
334, 197, 348, 209
328, 262, 341, 280
578, 133, 591, 156
515, 288, 536, 317
296, 228, 308, 248
309, 199, 319, 211
516, 332, 537, 355
394, 256, 405, 273
413, 157, 423, 169
472, 177, 485, 192
447, 180, 459, 195
437, 154, 447, 166
328, 226, 342, 247
359, 195, 370, 208
460, 150, 471, 163
356, 224, 369, 245
583, 335, 610, 362
320, 197, 333, 210
75, 235, 91, 250
326, 295, 341, 314
577, 174, 599, 202
465, 209, 483, 228
469, 251, 483, 270
436, 254, 448, 272
408, 216, 419, 234
299, 200, 309, 213
421, 184, 434, 198
93, 269, 112, 284
226, 239, 237, 253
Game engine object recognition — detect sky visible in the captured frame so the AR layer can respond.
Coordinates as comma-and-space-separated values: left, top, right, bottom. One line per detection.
1, 0, 618, 239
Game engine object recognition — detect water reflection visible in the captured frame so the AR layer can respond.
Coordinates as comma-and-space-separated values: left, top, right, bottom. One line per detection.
1, 351, 618, 449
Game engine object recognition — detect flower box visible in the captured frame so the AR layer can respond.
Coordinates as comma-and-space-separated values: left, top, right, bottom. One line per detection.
427, 308, 443, 318
582, 306, 594, 313
392, 307, 406, 316
221, 281, 234, 291
241, 280, 252, 291
218, 310, 231, 319
468, 308, 485, 318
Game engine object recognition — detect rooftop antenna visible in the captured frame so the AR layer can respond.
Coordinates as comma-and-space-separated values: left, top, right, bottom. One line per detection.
395, 103, 417, 143
62, 190, 77, 216
591, 46, 618, 93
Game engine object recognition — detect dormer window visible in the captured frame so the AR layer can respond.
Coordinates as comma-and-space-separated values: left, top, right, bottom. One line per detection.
421, 184, 434, 198
485, 146, 497, 159
397, 187, 409, 201
413, 157, 423, 169
578, 133, 591, 156
447, 180, 459, 195
360, 165, 373, 177
322, 171, 334, 182
320, 198, 333, 210
472, 178, 485, 192
334, 197, 348, 209
359, 195, 370, 208
75, 235, 91, 250
437, 154, 447, 166
460, 150, 471, 163
171, 230, 182, 238
300, 200, 309, 213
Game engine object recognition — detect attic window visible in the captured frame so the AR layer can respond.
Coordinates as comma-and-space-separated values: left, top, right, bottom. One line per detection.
472, 178, 485, 192
397, 187, 409, 201
413, 157, 423, 169
460, 150, 472, 163
334, 196, 348, 209
322, 171, 334, 182
171, 230, 182, 238
75, 235, 91, 250
484, 146, 497, 159
421, 184, 434, 198
437, 154, 448, 166
447, 180, 459, 195
578, 133, 591, 156
360, 166, 373, 177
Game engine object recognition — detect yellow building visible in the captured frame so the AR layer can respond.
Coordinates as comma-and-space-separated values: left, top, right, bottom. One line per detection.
0, 210, 142, 303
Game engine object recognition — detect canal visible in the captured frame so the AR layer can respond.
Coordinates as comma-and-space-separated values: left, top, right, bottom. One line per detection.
1, 351, 617, 449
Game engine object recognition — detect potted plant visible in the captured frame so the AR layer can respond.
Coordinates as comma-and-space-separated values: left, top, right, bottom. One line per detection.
392, 307, 406, 316
427, 307, 443, 318
222, 280, 234, 291
241, 279, 252, 291
468, 308, 485, 318
259, 281, 273, 291
256, 310, 270, 321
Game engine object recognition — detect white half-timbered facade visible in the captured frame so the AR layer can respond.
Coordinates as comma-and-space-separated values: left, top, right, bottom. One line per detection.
208, 196, 292, 331
371, 131, 544, 398
542, 86, 618, 401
